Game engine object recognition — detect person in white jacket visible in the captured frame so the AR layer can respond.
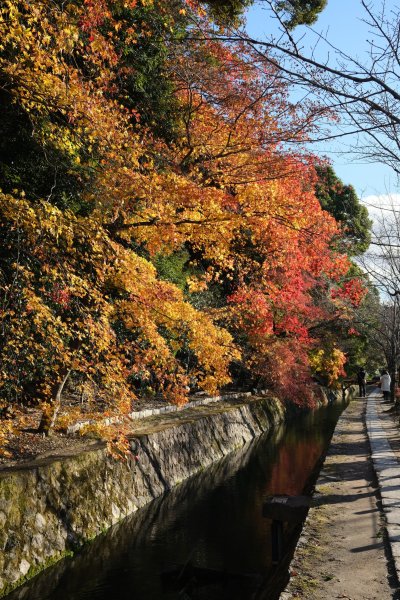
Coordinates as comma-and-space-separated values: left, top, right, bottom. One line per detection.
380, 370, 391, 401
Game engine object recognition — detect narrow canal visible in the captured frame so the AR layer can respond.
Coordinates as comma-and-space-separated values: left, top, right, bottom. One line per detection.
6, 399, 348, 600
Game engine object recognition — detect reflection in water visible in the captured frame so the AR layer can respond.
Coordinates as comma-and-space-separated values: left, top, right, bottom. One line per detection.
6, 400, 346, 600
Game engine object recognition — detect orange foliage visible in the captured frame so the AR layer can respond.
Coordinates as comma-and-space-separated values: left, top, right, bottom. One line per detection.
0, 0, 365, 439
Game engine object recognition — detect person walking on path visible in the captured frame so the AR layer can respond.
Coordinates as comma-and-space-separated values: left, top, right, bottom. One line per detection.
357, 367, 367, 397
380, 369, 391, 401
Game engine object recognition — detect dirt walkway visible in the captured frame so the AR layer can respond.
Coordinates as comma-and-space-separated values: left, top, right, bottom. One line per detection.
282, 396, 400, 600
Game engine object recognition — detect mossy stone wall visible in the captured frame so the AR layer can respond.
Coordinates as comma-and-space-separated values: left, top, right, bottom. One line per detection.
0, 396, 285, 597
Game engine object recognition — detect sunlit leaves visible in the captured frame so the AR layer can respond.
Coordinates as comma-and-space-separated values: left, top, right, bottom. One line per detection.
0, 191, 237, 416
0, 0, 365, 439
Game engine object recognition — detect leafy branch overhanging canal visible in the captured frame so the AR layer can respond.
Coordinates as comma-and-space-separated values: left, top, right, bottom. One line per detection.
1, 0, 374, 454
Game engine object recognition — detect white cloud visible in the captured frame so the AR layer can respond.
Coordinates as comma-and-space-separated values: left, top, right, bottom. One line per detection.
357, 194, 400, 299
362, 194, 400, 225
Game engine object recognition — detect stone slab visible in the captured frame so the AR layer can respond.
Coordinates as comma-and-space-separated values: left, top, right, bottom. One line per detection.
366, 393, 400, 577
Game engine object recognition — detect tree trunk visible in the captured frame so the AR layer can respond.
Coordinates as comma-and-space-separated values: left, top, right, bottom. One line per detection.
38, 370, 71, 436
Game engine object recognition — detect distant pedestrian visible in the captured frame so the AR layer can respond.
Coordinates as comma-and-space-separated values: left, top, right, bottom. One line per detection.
380, 370, 391, 401
357, 367, 367, 397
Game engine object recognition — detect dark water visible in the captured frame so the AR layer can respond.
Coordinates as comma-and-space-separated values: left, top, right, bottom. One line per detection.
7, 400, 347, 600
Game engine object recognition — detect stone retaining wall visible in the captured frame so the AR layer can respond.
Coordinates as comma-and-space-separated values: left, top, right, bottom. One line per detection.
0, 395, 285, 597
67, 390, 257, 433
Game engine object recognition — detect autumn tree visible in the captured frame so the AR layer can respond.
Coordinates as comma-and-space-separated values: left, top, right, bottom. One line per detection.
310, 166, 373, 376
0, 0, 364, 444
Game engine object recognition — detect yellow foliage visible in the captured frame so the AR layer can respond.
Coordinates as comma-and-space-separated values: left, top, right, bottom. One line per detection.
0, 0, 362, 437
0, 190, 238, 413
309, 347, 347, 387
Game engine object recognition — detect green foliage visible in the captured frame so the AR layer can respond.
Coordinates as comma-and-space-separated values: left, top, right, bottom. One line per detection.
112, 1, 185, 141
153, 250, 225, 309
154, 250, 191, 289
344, 285, 385, 377
315, 165, 372, 255
203, 0, 327, 27
276, 0, 327, 28
204, 0, 253, 25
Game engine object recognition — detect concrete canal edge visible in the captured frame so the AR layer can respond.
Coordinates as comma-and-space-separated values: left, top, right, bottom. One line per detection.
366, 392, 400, 583
0, 389, 342, 597
279, 387, 396, 600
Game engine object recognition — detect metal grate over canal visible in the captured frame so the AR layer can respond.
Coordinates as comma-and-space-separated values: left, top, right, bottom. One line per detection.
5, 399, 347, 600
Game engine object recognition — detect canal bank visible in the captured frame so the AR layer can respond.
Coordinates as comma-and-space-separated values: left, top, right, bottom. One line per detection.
0, 387, 353, 598
0, 393, 288, 597
281, 391, 400, 600
2, 392, 349, 600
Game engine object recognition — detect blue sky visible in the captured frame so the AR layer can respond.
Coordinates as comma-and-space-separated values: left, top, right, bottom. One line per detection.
244, 0, 398, 200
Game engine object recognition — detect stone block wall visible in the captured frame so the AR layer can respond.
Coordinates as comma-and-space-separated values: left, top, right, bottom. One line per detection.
0, 396, 285, 597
